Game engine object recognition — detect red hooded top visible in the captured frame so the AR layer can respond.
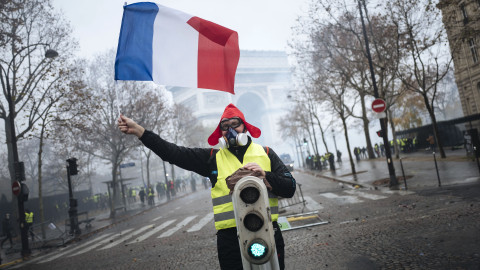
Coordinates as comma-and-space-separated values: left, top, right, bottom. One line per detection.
207, 103, 261, 146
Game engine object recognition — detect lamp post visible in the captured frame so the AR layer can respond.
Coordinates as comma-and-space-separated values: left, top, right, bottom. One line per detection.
1, 47, 58, 256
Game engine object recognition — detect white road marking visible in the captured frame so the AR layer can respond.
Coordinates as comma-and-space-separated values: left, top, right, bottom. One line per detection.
36, 233, 113, 264
303, 196, 324, 211
343, 190, 388, 200
320, 192, 364, 204
380, 189, 414, 195
152, 215, 163, 221
68, 229, 133, 257
128, 219, 176, 244
187, 213, 213, 232
99, 224, 153, 250
159, 216, 197, 238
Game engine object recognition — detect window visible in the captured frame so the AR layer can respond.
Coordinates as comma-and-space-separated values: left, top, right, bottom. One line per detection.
468, 38, 479, 63
461, 4, 468, 24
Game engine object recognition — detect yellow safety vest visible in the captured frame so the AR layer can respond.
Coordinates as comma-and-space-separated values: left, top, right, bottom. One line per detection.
212, 143, 278, 230
25, 212, 33, 224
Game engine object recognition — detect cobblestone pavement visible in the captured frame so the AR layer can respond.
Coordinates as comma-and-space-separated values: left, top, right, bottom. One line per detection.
283, 178, 480, 270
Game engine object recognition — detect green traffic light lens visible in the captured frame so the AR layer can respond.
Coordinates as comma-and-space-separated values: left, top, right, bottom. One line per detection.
240, 186, 260, 204
244, 213, 263, 231
248, 239, 268, 260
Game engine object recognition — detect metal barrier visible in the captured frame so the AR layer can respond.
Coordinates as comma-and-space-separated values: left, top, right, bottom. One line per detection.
278, 183, 306, 213
29, 220, 67, 248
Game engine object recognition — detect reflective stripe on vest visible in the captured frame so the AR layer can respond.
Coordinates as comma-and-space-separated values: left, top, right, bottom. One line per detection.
212, 143, 278, 230
25, 212, 33, 224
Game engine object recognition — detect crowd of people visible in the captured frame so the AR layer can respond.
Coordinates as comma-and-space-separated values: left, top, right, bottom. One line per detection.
305, 150, 341, 171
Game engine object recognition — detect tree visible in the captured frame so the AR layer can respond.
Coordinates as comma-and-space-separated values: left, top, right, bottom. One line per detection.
0, 0, 77, 223
71, 49, 170, 217
388, 0, 453, 158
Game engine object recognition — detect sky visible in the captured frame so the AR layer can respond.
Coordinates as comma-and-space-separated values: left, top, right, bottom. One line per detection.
52, 0, 311, 60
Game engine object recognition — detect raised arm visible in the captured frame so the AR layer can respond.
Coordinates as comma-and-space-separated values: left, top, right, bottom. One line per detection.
118, 114, 145, 138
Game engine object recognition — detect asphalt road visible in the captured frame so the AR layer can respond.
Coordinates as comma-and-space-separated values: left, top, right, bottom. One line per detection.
9, 171, 480, 269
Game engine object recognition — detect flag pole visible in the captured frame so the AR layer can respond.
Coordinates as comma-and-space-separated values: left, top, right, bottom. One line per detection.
114, 80, 121, 115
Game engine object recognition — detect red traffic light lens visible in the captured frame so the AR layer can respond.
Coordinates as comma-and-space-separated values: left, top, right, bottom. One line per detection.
244, 213, 264, 232
240, 187, 260, 204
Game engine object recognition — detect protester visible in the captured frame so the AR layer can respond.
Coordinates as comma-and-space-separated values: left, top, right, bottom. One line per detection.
118, 103, 296, 269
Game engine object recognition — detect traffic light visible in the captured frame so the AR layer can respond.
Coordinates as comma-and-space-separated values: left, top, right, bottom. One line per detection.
376, 130, 383, 138
232, 176, 277, 266
67, 158, 78, 175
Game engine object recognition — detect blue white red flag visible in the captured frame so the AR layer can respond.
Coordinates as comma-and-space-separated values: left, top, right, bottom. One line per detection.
115, 2, 240, 94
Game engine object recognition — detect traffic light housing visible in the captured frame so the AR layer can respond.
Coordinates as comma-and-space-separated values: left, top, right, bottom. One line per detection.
376, 130, 383, 138
232, 176, 276, 265
67, 158, 78, 175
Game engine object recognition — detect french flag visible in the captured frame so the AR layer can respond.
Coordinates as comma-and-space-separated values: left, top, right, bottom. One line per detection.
115, 2, 240, 94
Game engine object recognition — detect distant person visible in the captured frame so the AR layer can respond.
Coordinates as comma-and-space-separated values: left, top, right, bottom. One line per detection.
139, 187, 146, 205
1, 213, 13, 249
25, 208, 34, 242
427, 135, 435, 152
336, 149, 342, 162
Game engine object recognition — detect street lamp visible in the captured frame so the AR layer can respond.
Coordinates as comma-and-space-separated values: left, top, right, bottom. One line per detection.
2, 47, 58, 256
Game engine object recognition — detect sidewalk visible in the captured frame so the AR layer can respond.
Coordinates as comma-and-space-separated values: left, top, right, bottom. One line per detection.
302, 148, 480, 190
0, 190, 191, 268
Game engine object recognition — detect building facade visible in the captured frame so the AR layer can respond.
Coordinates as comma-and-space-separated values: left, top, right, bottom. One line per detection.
438, 0, 480, 119
169, 50, 294, 154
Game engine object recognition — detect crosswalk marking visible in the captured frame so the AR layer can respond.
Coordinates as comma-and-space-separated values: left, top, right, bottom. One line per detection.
380, 189, 414, 195
159, 216, 197, 238
128, 219, 176, 244
320, 192, 364, 204
152, 215, 163, 221
303, 196, 324, 211
36, 233, 113, 264
187, 213, 213, 232
343, 190, 388, 200
99, 224, 153, 250
68, 229, 133, 257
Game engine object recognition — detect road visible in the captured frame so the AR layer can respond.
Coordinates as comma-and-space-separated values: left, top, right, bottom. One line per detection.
9, 171, 480, 269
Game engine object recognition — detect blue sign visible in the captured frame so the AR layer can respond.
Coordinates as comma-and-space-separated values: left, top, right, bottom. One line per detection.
120, 162, 135, 168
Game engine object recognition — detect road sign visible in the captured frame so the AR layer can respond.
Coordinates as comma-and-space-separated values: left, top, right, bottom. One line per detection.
12, 181, 21, 196
120, 162, 135, 168
372, 98, 386, 113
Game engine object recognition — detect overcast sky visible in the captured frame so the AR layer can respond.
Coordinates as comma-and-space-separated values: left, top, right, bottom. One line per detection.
52, 0, 310, 60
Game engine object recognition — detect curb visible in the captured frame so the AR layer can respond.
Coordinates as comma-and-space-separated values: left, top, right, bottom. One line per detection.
298, 168, 375, 189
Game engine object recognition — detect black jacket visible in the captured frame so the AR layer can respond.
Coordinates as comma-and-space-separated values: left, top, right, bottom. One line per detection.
139, 130, 296, 198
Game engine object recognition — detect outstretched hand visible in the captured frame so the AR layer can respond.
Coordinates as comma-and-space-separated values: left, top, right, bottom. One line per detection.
118, 114, 145, 138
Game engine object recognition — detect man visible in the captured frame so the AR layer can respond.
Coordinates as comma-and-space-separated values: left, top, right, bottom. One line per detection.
118, 103, 296, 269
25, 209, 34, 242
1, 213, 13, 249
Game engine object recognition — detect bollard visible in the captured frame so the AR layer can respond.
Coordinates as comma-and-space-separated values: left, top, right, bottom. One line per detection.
433, 152, 441, 187
399, 158, 407, 190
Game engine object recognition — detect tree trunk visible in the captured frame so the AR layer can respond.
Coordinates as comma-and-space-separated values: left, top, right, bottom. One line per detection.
4, 116, 19, 223
423, 94, 446, 158
110, 162, 118, 218
342, 117, 356, 175
360, 93, 375, 159
37, 124, 46, 239
313, 114, 329, 153
388, 109, 400, 159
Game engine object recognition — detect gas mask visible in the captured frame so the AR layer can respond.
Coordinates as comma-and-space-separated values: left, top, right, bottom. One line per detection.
218, 127, 248, 148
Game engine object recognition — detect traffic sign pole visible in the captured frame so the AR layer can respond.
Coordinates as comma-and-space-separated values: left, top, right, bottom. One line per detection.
358, 0, 397, 187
